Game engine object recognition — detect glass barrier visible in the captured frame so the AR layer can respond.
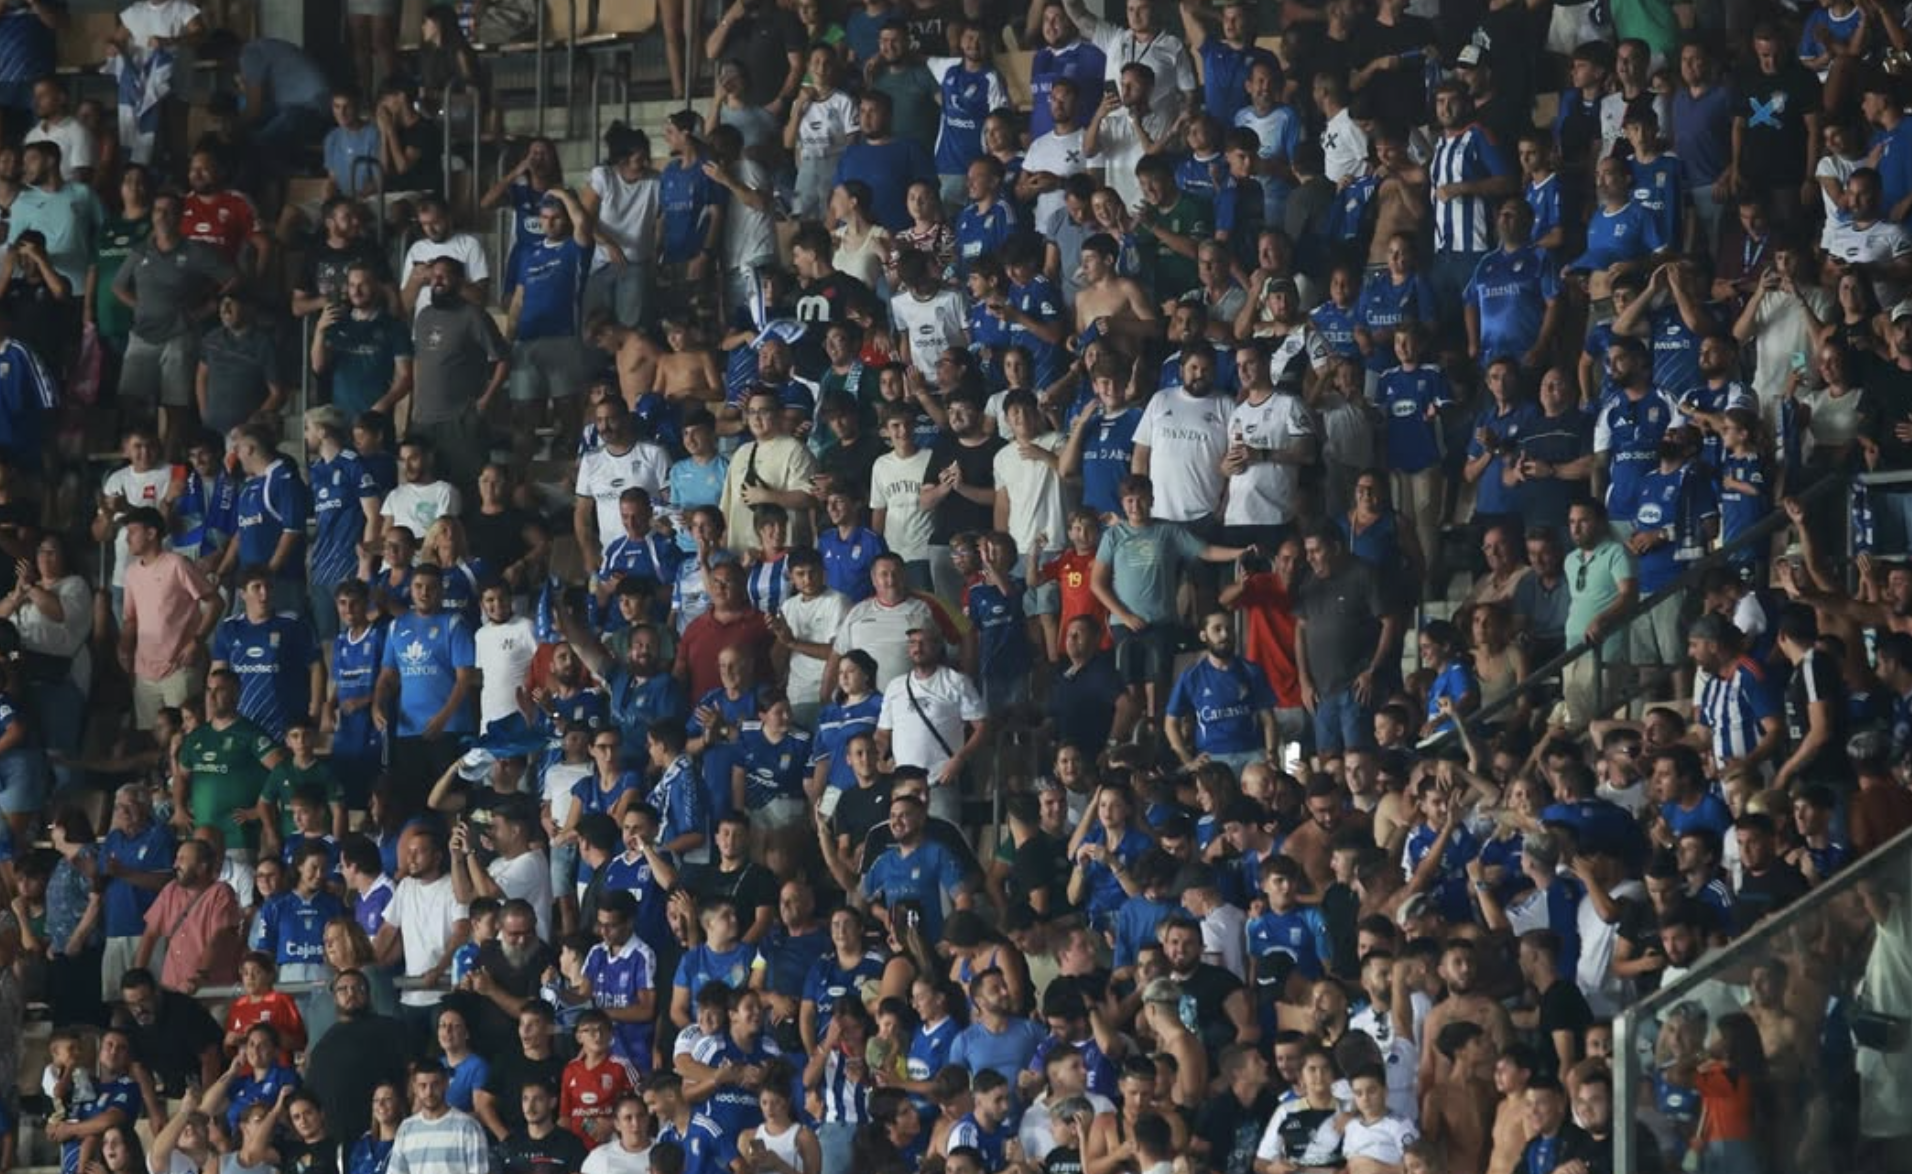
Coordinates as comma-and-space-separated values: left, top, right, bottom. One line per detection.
1614, 824, 1912, 1174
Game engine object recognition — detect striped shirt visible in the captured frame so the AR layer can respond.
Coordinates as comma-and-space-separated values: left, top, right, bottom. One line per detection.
815, 1049, 873, 1125
1695, 657, 1780, 764
1430, 124, 1509, 254
386, 1109, 491, 1174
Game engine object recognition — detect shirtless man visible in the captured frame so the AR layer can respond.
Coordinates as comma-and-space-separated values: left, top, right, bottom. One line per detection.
587, 312, 663, 407
1485, 1044, 1537, 1174
1073, 233, 1157, 348
1280, 776, 1352, 891
1416, 938, 1516, 1090
1745, 959, 1807, 1080
1420, 1022, 1497, 1174
653, 319, 723, 403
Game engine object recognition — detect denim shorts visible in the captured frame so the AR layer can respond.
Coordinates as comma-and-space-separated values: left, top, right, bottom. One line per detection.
1311, 686, 1374, 756
0, 747, 46, 814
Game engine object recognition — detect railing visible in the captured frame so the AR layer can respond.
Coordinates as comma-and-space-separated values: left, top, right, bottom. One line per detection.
1613, 821, 1912, 1173
1414, 468, 1852, 753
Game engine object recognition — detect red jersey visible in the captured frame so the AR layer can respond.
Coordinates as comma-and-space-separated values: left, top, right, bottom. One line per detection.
1040, 549, 1109, 648
224, 991, 306, 1059
1231, 571, 1301, 708
182, 190, 259, 260
559, 1053, 638, 1143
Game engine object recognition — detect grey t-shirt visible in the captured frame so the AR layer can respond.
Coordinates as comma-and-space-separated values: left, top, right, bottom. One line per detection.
1096, 520, 1205, 629
1296, 557, 1386, 693
238, 38, 328, 111
412, 299, 508, 423
199, 324, 277, 433
114, 238, 235, 343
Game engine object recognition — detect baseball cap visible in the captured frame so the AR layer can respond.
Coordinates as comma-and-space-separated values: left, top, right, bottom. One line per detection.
1892, 301, 1912, 324
1456, 44, 1484, 68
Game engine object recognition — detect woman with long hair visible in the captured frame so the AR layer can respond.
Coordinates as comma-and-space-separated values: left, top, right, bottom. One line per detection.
481, 136, 564, 303
1469, 603, 1528, 730
1692, 1012, 1771, 1174
737, 1060, 821, 1174
149, 1106, 213, 1174
420, 518, 487, 619
807, 650, 882, 807
941, 910, 1032, 1014
804, 997, 875, 1174
828, 181, 891, 293
886, 181, 954, 291
345, 1083, 403, 1174
850, 1088, 922, 1174
302, 916, 398, 1045
44, 805, 103, 1025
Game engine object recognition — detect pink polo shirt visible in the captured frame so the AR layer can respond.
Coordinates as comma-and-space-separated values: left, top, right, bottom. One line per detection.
123, 551, 214, 679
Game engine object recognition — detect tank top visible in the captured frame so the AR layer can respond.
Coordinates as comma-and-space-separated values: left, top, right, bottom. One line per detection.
754, 1122, 804, 1169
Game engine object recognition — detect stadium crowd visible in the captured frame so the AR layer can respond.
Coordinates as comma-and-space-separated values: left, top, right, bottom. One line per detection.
3, 0, 1912, 1173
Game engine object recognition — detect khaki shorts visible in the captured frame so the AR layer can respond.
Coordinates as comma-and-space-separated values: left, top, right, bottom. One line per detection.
134, 666, 199, 729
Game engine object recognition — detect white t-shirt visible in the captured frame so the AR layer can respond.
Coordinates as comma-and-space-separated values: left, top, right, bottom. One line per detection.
1090, 106, 1172, 211
1018, 1091, 1116, 1161
1084, 24, 1194, 120
587, 165, 660, 272
542, 759, 590, 829
834, 595, 935, 691
782, 589, 851, 709
576, 442, 673, 547
877, 665, 985, 783
1132, 387, 1230, 522
119, 0, 200, 43
103, 464, 175, 588
1817, 153, 1861, 247
991, 433, 1067, 556
403, 234, 491, 318
1824, 218, 1912, 306
1342, 1116, 1419, 1165
869, 450, 934, 561
24, 117, 98, 180
474, 615, 536, 730
891, 289, 969, 378
796, 91, 859, 161
580, 1142, 651, 1174
1200, 902, 1247, 981
1024, 130, 1087, 235
380, 481, 461, 538
723, 159, 778, 272
1322, 108, 1369, 186
488, 849, 554, 940
1225, 392, 1313, 527
1578, 877, 1643, 1018
384, 874, 468, 1005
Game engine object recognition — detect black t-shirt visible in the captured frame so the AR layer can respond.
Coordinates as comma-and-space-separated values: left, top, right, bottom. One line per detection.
1785, 647, 1849, 781
1733, 863, 1810, 934
300, 239, 391, 304
1864, 362, 1912, 468
1177, 963, 1245, 1054
1616, 898, 1665, 993
1733, 64, 1821, 184
465, 507, 541, 577
482, 1053, 567, 1134
1049, 652, 1122, 751
1354, 14, 1438, 124
1044, 1146, 1085, 1174
396, 116, 444, 192
124, 991, 223, 1095
282, 1135, 341, 1174
494, 1125, 589, 1174
923, 436, 1006, 542
719, 7, 805, 108
680, 859, 781, 920
818, 433, 887, 501
1001, 829, 1069, 915
1193, 1087, 1284, 1174
1536, 980, 1595, 1074
832, 778, 894, 857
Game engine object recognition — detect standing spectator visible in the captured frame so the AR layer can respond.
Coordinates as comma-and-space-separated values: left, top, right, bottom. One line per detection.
1294, 524, 1396, 773
1671, 41, 1734, 253
374, 565, 478, 802
117, 506, 220, 731
876, 628, 988, 825
175, 669, 285, 854
386, 1062, 493, 1174
194, 293, 283, 434
310, 262, 414, 419
375, 831, 469, 1021
1132, 348, 1228, 528
1063, 0, 1194, 123
705, 0, 802, 117
11, 138, 99, 295
111, 190, 236, 440
400, 198, 489, 317
91, 784, 173, 997
409, 257, 509, 489
581, 125, 660, 330
23, 76, 94, 183
866, 24, 940, 155
214, 421, 310, 616
1562, 499, 1636, 729
134, 838, 242, 994
835, 92, 935, 232
211, 566, 321, 740
1729, 24, 1822, 224
718, 387, 818, 555
505, 186, 594, 439
1165, 611, 1279, 776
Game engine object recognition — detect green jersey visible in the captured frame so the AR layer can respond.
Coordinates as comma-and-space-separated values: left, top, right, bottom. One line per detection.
182, 718, 281, 846
260, 759, 343, 837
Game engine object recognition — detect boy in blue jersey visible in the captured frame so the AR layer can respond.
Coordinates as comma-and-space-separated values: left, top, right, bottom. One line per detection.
1626, 427, 1718, 694
217, 421, 310, 617
1518, 131, 1565, 254
1402, 776, 1481, 924
645, 718, 710, 860
953, 156, 1017, 278
255, 840, 343, 982
211, 567, 322, 741
818, 490, 887, 601
302, 406, 382, 642
1354, 234, 1439, 383
172, 431, 237, 563
507, 186, 595, 442
270, 786, 343, 884
1376, 324, 1451, 567
1465, 359, 1542, 535
658, 110, 728, 319
1246, 855, 1329, 1008
997, 237, 1068, 388
964, 532, 1033, 712
1058, 360, 1140, 519
1622, 110, 1683, 256
326, 581, 384, 802
670, 898, 762, 1028
1164, 611, 1278, 776
372, 564, 478, 802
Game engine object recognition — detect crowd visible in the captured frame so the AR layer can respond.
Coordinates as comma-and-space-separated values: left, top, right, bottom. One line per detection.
1, 0, 1912, 1173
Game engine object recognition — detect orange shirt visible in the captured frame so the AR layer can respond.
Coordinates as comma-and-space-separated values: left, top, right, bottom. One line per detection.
1695, 1066, 1756, 1144
225, 991, 307, 1059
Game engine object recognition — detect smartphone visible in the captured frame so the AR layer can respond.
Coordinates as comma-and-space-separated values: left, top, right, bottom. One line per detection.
1103, 80, 1120, 99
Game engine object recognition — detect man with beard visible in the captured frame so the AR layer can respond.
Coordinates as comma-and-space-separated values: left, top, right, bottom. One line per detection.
1573, 1065, 1664, 1174
1164, 611, 1278, 776
1188, 1043, 1279, 1174
718, 387, 819, 554
136, 836, 244, 993
1428, 83, 1516, 349
559, 610, 687, 758
10, 139, 100, 293
304, 968, 410, 1144
1160, 917, 1255, 1056
400, 196, 489, 316
1562, 499, 1637, 730
115, 967, 223, 1098
1419, 1022, 1497, 1174
454, 899, 554, 1055
473, 1003, 566, 1142
1132, 346, 1229, 529
179, 148, 269, 276
112, 193, 239, 433
1415, 938, 1515, 1091
1688, 614, 1782, 775
409, 257, 509, 487
494, 1080, 586, 1174
1625, 424, 1716, 699
920, 388, 1005, 603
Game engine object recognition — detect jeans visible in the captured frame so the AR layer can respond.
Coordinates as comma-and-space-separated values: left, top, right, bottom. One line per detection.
1311, 686, 1373, 755
0, 746, 45, 814
35, 678, 84, 789
818, 1121, 857, 1174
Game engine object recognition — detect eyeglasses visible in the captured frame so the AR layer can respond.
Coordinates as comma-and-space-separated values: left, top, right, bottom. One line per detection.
1576, 555, 1590, 592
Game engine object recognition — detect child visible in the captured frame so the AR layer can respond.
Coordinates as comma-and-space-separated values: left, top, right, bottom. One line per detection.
1715, 408, 1769, 582
558, 1008, 639, 1145
891, 249, 969, 381
1245, 856, 1329, 1019
1690, 1013, 1767, 1173
258, 721, 346, 845
965, 531, 1033, 714
1042, 1095, 1094, 1174
1372, 704, 1413, 758
1518, 131, 1563, 254
1339, 1065, 1420, 1173
1032, 507, 1108, 663
871, 404, 935, 590
868, 996, 913, 1084
40, 1029, 93, 1124
538, 932, 592, 1041
224, 951, 308, 1060
270, 785, 343, 884
1622, 110, 1682, 260
451, 897, 501, 987
255, 840, 345, 984
1417, 621, 1477, 740
1403, 777, 1481, 925
742, 505, 793, 616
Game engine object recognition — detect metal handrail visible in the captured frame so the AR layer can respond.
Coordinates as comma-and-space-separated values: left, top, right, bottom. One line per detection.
1414, 469, 1852, 753
1612, 819, 1912, 1173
